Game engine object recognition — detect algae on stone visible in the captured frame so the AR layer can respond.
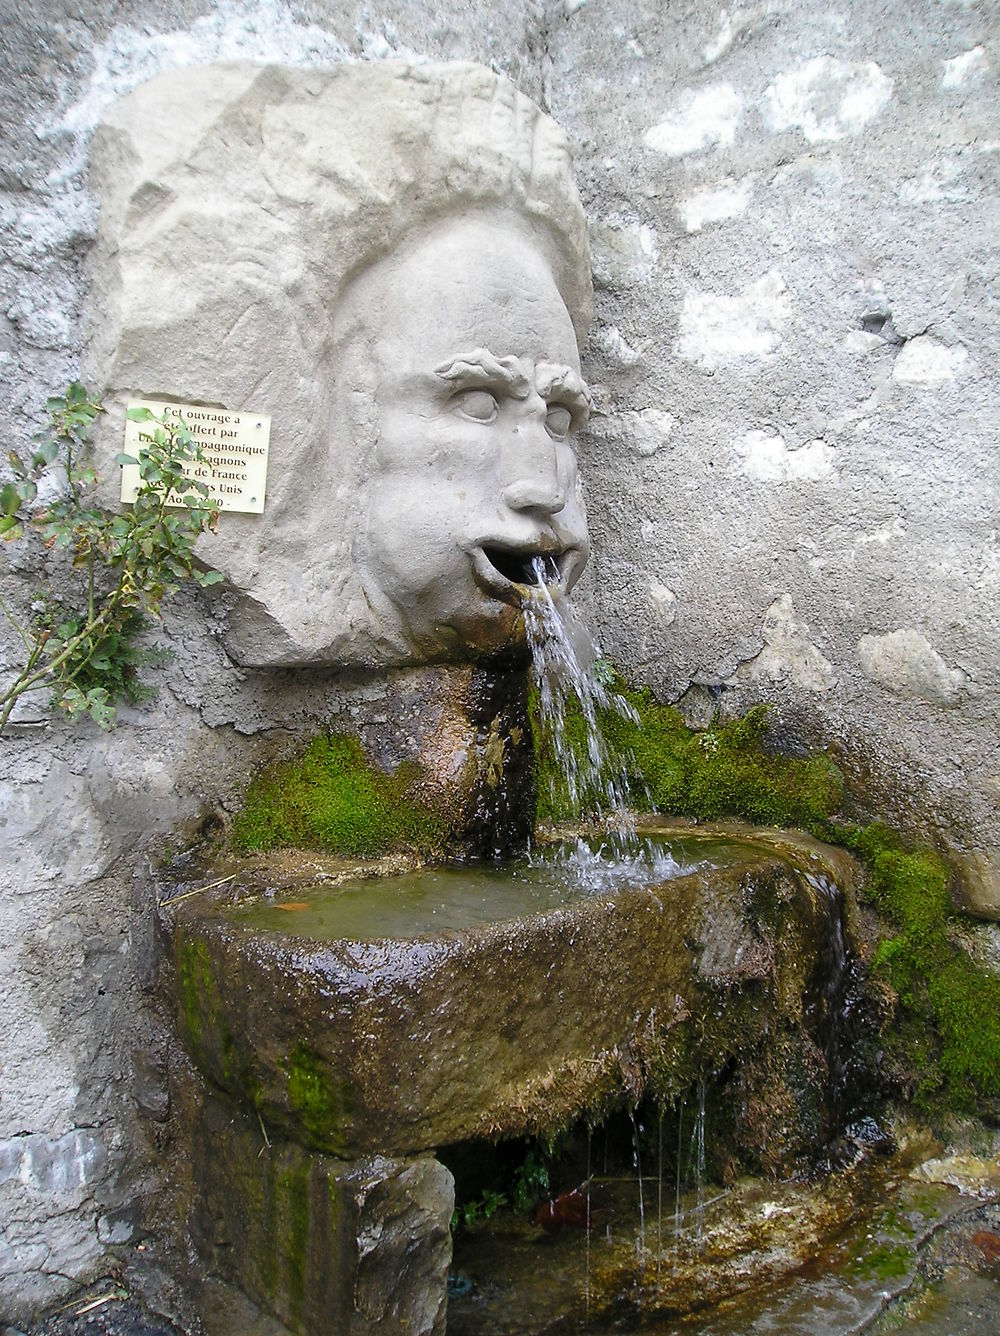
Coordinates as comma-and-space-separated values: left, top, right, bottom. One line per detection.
232, 733, 445, 858
534, 685, 844, 833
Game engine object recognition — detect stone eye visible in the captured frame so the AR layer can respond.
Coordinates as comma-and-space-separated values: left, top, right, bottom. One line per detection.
546, 404, 573, 439
453, 388, 499, 423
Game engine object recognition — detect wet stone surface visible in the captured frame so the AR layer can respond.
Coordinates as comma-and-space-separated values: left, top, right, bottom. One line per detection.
14, 1297, 179, 1336
159, 826, 864, 1165
10, 1271, 291, 1336
446, 1147, 1000, 1335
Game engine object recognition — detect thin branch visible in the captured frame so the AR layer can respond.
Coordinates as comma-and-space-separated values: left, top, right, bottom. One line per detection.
157, 872, 238, 907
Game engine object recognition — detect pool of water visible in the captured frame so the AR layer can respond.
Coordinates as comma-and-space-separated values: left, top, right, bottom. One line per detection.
446, 1152, 1000, 1336
226, 833, 769, 941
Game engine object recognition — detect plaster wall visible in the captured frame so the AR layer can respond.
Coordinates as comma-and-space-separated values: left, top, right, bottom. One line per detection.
0, 0, 997, 1319
550, 0, 1000, 913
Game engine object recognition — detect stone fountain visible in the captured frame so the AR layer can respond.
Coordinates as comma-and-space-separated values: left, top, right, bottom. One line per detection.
87, 61, 874, 1335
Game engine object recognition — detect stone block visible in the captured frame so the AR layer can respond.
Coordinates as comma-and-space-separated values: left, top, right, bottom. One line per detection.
162, 828, 861, 1168
191, 1091, 453, 1336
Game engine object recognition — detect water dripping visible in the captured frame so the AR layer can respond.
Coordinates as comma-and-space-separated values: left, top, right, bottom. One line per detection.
690, 1078, 706, 1245
630, 1110, 646, 1280
674, 1095, 684, 1264
657, 1111, 663, 1283
807, 873, 852, 1122
585, 1127, 591, 1326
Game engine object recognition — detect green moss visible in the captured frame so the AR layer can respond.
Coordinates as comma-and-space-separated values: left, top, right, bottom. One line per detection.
534, 686, 843, 833
283, 1042, 350, 1154
278, 1160, 310, 1327
232, 732, 445, 857
177, 938, 217, 1049
830, 823, 1000, 1111
848, 1239, 913, 1282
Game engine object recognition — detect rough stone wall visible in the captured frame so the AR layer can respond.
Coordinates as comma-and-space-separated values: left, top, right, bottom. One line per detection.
550, 0, 999, 907
0, 0, 997, 1320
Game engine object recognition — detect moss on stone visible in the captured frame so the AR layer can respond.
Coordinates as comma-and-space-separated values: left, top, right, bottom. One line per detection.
283, 1042, 351, 1155
177, 937, 216, 1050
232, 732, 445, 858
224, 675, 999, 1135
835, 823, 1000, 1112
534, 686, 843, 832
278, 1160, 310, 1326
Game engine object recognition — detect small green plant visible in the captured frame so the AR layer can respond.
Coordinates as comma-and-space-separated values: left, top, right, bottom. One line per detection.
0, 386, 222, 732
450, 1187, 508, 1234
512, 1149, 550, 1211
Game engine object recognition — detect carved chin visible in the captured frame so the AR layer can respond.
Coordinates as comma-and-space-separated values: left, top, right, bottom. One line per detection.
395, 598, 526, 664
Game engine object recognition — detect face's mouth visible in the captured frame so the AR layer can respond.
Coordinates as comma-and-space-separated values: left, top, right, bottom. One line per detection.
469, 542, 582, 606
482, 546, 561, 587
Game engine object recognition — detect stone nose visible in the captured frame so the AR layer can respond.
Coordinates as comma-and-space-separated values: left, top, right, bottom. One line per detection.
499, 422, 566, 516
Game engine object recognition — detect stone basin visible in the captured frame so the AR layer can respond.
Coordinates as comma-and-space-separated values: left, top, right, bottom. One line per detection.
159, 824, 860, 1164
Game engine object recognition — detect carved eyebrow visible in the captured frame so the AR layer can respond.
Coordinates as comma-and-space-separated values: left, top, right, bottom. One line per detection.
535, 362, 592, 415
434, 349, 531, 399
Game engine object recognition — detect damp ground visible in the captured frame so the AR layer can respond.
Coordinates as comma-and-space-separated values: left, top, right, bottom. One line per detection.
446, 1142, 1000, 1336
14, 1166, 1000, 1336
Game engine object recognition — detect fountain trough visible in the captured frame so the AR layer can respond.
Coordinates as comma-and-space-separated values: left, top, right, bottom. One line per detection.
157, 826, 863, 1334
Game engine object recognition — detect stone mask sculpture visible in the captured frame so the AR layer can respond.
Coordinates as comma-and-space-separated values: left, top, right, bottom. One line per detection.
87, 62, 593, 669
339, 213, 591, 661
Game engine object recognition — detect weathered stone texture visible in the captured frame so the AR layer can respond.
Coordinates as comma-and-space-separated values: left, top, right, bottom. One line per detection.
191, 1089, 453, 1336
549, 0, 999, 877
162, 831, 860, 1166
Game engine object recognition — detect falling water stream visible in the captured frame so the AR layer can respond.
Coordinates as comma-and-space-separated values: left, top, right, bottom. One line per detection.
523, 560, 637, 829
522, 562, 686, 897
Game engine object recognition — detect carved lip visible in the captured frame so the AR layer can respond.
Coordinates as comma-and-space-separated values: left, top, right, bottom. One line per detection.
470, 541, 582, 605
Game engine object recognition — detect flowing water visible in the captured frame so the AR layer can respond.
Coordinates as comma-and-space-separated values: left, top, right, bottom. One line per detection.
523, 565, 672, 895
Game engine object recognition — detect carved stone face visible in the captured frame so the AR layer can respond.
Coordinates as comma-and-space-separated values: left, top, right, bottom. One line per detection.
350, 220, 591, 659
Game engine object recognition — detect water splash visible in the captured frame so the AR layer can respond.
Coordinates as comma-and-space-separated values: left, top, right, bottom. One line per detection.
524, 563, 638, 825
530, 835, 694, 895
524, 565, 689, 891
